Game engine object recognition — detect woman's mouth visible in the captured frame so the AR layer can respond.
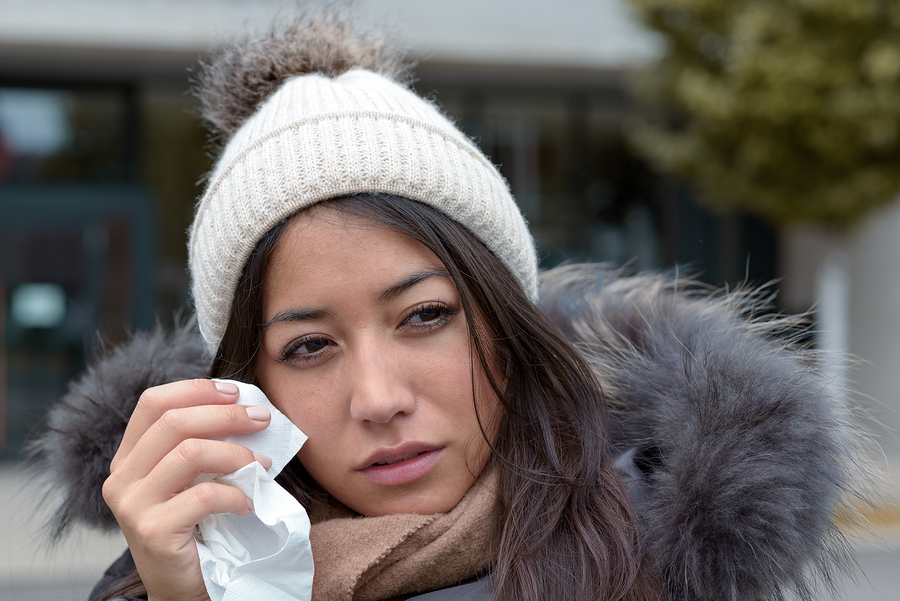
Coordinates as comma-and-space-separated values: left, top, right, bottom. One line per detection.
373, 452, 425, 466
359, 446, 444, 486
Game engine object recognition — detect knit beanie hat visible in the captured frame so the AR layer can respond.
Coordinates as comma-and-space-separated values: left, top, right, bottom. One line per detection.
189, 15, 538, 352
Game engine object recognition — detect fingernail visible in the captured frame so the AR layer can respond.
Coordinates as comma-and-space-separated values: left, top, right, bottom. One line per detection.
246, 406, 270, 421
215, 381, 239, 395
246, 496, 254, 512
253, 453, 273, 471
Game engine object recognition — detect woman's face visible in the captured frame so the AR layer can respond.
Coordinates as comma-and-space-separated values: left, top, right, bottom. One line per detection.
256, 208, 501, 516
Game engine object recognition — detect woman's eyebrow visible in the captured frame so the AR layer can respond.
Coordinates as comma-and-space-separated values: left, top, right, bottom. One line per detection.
261, 308, 331, 332
378, 269, 451, 304
262, 270, 450, 331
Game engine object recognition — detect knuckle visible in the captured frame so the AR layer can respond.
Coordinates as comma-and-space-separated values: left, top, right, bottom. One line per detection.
224, 405, 245, 428
221, 483, 246, 509
176, 438, 206, 464
135, 386, 162, 413
187, 378, 210, 395
101, 475, 118, 506
239, 445, 256, 465
191, 482, 219, 506
157, 407, 187, 433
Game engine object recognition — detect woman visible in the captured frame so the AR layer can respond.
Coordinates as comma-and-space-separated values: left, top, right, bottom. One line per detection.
36, 13, 867, 601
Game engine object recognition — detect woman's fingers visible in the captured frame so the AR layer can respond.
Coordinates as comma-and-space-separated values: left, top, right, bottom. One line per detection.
170, 481, 255, 528
124, 480, 254, 547
112, 379, 241, 471
104, 378, 273, 530
119, 482, 246, 601
104, 437, 257, 514
141, 439, 269, 502
115, 402, 271, 481
101, 379, 273, 601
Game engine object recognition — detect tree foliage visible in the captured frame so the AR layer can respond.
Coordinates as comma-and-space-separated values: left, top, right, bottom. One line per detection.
628, 0, 900, 226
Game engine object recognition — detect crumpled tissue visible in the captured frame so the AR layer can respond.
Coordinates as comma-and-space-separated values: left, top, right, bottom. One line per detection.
192, 379, 313, 601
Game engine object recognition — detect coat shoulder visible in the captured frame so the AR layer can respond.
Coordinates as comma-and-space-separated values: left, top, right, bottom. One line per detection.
540, 263, 872, 601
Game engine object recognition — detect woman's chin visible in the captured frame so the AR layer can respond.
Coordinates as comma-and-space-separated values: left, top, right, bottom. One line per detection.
347, 483, 471, 517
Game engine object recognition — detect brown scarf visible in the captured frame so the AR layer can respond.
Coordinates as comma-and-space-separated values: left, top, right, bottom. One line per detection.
307, 470, 498, 601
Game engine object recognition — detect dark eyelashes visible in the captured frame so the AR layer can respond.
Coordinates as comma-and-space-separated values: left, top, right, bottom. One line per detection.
276, 301, 458, 366
404, 302, 457, 328
278, 335, 331, 364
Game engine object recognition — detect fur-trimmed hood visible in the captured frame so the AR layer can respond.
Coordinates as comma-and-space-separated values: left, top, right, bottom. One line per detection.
34, 265, 870, 601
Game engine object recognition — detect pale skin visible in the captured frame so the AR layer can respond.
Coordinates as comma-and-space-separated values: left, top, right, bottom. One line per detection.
102, 208, 501, 601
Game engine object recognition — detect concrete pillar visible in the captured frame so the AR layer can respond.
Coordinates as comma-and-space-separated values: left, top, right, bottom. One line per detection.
781, 200, 900, 503
847, 201, 900, 501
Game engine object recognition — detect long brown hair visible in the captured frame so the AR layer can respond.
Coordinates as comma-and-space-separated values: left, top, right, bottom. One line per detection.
101, 193, 665, 601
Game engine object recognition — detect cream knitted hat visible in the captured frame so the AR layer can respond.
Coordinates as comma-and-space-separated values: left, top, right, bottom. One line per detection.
189, 48, 537, 352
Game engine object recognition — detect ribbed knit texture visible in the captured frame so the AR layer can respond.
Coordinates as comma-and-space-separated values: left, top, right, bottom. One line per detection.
189, 68, 537, 351
307, 469, 497, 601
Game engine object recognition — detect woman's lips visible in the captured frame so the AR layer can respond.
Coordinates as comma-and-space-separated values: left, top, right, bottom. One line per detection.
358, 446, 444, 486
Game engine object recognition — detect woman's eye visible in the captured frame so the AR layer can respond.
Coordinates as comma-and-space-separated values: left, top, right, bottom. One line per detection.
403, 303, 455, 329
298, 338, 330, 353
409, 307, 444, 323
280, 336, 333, 364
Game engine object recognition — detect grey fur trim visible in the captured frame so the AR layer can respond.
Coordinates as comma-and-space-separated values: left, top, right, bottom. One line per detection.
540, 264, 868, 601
195, 10, 410, 145
30, 318, 210, 539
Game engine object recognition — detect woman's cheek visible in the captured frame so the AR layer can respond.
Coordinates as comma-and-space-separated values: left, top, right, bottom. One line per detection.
266, 368, 343, 430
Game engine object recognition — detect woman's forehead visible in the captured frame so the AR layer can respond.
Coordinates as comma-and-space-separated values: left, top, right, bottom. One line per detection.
262, 209, 452, 311
274, 208, 439, 268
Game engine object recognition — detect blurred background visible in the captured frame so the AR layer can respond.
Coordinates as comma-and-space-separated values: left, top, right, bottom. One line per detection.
1, 1, 898, 600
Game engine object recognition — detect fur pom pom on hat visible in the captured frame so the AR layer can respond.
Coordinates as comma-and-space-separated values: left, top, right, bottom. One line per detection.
189, 14, 538, 351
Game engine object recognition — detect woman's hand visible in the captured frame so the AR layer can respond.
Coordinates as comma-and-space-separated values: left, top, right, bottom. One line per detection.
102, 379, 273, 601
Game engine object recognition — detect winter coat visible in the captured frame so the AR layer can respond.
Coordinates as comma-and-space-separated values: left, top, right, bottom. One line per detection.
34, 264, 868, 601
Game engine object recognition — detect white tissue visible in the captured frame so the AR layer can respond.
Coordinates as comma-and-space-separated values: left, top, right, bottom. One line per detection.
193, 379, 313, 601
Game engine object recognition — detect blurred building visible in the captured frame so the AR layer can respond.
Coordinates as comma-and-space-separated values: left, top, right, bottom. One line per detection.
3, 0, 885, 486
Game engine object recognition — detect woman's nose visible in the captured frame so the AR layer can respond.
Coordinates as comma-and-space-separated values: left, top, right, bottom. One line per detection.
348, 343, 416, 424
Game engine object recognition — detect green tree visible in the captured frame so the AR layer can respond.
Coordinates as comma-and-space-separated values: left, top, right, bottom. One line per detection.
628, 0, 900, 226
